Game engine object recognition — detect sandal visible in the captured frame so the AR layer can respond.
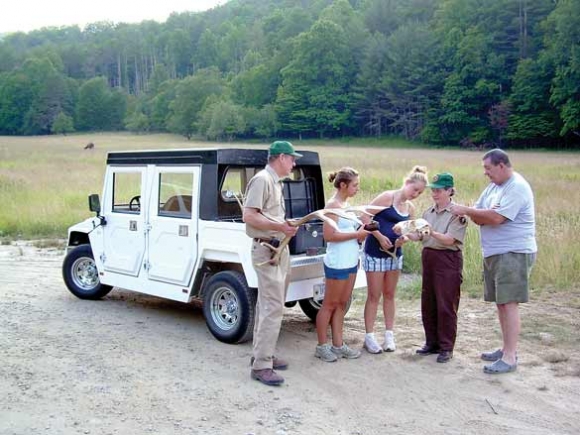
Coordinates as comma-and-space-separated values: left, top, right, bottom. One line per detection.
483, 359, 517, 374
481, 349, 503, 362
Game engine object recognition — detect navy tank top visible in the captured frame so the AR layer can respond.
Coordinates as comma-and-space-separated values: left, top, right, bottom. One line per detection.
364, 206, 409, 258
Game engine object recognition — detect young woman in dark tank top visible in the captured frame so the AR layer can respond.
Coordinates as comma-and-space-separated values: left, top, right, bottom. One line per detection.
361, 166, 428, 354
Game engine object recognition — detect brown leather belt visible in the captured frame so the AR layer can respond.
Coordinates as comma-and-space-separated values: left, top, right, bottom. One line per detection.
254, 237, 274, 244
253, 237, 281, 248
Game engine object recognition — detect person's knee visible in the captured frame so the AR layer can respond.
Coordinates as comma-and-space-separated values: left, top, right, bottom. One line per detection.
383, 289, 395, 300
322, 300, 341, 311
366, 292, 381, 305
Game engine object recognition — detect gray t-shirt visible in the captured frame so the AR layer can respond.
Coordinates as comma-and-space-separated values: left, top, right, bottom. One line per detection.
475, 172, 537, 258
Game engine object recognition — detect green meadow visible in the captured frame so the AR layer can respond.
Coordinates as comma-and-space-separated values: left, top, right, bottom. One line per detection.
1, 133, 578, 297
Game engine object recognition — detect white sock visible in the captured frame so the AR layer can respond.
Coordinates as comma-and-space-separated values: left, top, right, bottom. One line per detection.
365, 333, 376, 340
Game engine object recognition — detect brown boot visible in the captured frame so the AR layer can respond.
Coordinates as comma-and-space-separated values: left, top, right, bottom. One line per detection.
250, 368, 284, 386
250, 356, 289, 370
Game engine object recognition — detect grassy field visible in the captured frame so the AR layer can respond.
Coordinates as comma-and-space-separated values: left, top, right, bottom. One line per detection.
1, 132, 578, 297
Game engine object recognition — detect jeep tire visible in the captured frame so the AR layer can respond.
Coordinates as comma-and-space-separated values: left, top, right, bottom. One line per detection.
202, 271, 256, 344
62, 244, 113, 300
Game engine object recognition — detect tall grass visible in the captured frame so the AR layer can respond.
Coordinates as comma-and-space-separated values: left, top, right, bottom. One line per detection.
1, 133, 578, 294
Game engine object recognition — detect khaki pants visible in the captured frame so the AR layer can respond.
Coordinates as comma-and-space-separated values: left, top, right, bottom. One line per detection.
251, 240, 290, 370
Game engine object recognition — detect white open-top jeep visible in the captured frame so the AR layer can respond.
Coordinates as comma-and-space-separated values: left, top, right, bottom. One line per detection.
62, 148, 365, 343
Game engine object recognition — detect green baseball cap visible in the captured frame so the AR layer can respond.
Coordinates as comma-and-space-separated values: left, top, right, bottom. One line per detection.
428, 172, 454, 188
268, 141, 303, 158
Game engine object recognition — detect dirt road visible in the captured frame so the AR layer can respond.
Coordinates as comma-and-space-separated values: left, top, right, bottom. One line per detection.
1, 242, 579, 435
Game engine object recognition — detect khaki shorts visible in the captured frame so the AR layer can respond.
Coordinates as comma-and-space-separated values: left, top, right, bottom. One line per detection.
483, 252, 536, 304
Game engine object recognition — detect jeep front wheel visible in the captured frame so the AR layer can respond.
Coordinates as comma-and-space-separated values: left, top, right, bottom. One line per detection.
62, 244, 113, 300
202, 271, 256, 344
298, 295, 353, 322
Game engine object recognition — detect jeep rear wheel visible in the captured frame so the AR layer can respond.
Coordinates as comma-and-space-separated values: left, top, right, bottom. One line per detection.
62, 244, 113, 300
202, 271, 256, 344
298, 295, 353, 322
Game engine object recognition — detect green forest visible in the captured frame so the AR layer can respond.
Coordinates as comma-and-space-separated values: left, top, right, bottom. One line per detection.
0, 0, 578, 148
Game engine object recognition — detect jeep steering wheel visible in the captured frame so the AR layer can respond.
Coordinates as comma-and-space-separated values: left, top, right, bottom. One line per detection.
129, 195, 141, 211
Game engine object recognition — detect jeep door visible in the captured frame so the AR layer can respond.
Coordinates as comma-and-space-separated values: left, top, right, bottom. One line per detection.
147, 166, 199, 286
102, 166, 147, 276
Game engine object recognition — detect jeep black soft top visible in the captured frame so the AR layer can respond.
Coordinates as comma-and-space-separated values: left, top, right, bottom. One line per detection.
106, 148, 326, 224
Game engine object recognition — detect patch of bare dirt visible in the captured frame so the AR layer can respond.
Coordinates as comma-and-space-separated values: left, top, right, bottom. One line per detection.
1, 242, 579, 435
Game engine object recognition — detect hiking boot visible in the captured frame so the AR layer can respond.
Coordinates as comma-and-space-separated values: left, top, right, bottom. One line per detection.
382, 330, 396, 352
416, 345, 440, 356
250, 356, 288, 371
363, 334, 383, 354
436, 350, 453, 363
331, 343, 362, 359
315, 344, 338, 362
250, 368, 284, 386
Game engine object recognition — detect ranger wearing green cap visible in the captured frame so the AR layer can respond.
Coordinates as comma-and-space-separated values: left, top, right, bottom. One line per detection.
243, 140, 301, 386
409, 171, 467, 364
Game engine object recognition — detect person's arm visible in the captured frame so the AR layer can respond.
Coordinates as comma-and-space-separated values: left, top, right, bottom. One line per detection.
427, 230, 457, 246
450, 204, 506, 226
243, 207, 297, 237
323, 198, 368, 243
368, 191, 393, 250
323, 219, 368, 243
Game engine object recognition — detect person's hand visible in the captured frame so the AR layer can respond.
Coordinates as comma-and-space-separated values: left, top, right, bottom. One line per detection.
378, 236, 393, 252
281, 221, 299, 237
395, 235, 408, 248
450, 204, 469, 216
355, 227, 370, 243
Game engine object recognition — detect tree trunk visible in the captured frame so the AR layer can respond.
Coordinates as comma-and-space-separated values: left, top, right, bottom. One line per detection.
117, 53, 122, 88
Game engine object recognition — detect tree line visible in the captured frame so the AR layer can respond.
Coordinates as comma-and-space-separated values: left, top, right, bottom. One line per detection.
0, 0, 578, 148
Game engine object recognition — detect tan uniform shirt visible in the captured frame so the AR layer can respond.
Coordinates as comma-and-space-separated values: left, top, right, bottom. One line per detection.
244, 165, 286, 239
422, 201, 467, 251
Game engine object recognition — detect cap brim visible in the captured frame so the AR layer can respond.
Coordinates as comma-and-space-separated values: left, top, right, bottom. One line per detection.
290, 152, 303, 158
428, 183, 448, 188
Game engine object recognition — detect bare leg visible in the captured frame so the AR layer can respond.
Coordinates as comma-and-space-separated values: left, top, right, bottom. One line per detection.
316, 278, 343, 345
497, 302, 520, 365
329, 273, 357, 347
382, 270, 401, 330
364, 271, 385, 333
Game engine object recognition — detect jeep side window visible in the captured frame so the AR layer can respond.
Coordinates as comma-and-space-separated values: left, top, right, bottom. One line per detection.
158, 172, 193, 218
112, 172, 142, 214
219, 167, 304, 203
220, 167, 245, 202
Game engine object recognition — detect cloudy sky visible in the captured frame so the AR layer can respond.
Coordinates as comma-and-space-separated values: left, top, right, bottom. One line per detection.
0, 0, 227, 34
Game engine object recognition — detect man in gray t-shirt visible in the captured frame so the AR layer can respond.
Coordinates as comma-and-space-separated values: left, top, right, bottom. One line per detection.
451, 149, 537, 375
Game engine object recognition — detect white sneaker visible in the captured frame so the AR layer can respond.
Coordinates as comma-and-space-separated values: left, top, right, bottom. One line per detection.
364, 334, 383, 354
383, 330, 396, 352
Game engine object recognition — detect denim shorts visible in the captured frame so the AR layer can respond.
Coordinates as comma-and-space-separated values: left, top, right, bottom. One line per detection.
363, 253, 404, 272
324, 264, 358, 280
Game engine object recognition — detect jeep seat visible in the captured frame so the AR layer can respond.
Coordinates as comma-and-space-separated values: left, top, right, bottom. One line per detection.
162, 195, 192, 216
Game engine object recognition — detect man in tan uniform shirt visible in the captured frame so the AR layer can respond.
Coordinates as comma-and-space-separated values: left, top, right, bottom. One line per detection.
243, 141, 301, 386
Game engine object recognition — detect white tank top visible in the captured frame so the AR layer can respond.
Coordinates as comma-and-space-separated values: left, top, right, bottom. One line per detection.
323, 216, 360, 269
